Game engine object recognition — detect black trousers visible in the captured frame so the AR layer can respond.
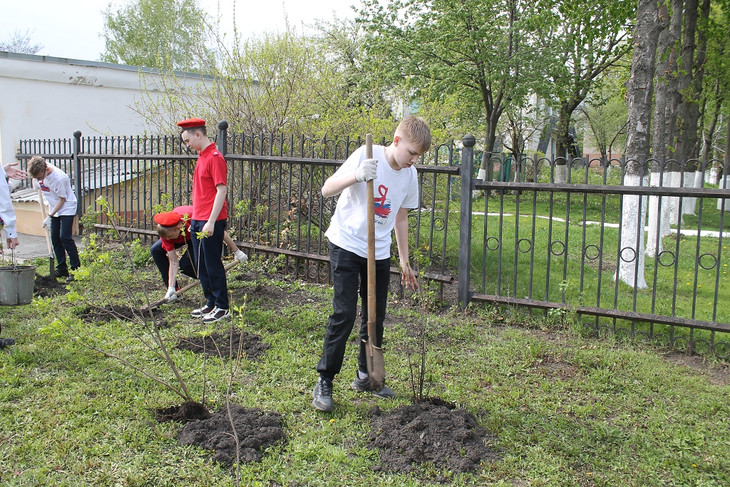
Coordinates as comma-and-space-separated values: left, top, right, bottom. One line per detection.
316, 243, 390, 382
150, 239, 196, 288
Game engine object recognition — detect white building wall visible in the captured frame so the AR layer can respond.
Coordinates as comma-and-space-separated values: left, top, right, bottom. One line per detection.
0, 51, 211, 165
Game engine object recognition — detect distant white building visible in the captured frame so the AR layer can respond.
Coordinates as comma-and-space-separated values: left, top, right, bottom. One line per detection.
0, 51, 211, 168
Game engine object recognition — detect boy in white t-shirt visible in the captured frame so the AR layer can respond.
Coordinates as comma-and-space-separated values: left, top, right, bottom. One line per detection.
312, 116, 431, 412
28, 156, 81, 282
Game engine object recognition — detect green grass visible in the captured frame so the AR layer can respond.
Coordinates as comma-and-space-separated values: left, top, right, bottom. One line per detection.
1, 249, 729, 486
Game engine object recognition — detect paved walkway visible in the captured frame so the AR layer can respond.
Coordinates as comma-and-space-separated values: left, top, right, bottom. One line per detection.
2, 233, 84, 265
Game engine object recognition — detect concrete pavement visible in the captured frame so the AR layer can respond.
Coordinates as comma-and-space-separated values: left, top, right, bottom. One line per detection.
3, 232, 84, 265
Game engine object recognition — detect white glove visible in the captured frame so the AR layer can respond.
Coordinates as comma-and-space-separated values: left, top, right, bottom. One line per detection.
234, 249, 248, 263
42, 216, 51, 228
165, 286, 178, 302
354, 158, 377, 183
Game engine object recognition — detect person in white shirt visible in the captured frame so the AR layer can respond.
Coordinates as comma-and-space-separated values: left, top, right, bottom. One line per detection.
28, 156, 80, 282
312, 116, 431, 412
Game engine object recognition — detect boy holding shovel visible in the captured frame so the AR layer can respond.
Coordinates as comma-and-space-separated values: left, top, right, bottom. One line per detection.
312, 116, 431, 412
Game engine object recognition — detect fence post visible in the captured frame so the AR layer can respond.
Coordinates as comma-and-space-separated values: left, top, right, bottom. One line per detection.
217, 120, 228, 156
72, 130, 83, 233
458, 134, 476, 309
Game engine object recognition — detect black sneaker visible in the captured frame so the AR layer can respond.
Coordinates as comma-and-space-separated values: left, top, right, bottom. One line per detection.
202, 307, 229, 323
191, 304, 214, 318
0, 338, 16, 349
66, 275, 75, 282
312, 378, 334, 412
351, 374, 395, 399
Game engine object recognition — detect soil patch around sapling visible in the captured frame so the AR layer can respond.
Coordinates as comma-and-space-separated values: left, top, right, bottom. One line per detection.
368, 399, 498, 475
178, 404, 285, 465
175, 329, 270, 360
77, 304, 167, 327
234, 272, 320, 309
34, 273, 68, 298
154, 400, 211, 423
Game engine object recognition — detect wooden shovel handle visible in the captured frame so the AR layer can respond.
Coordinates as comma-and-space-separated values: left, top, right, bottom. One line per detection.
366, 135, 377, 345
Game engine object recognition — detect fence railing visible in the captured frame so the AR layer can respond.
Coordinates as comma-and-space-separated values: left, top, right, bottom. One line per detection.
16, 125, 730, 358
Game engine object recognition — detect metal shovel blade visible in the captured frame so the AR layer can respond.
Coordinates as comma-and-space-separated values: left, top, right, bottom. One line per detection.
365, 337, 386, 391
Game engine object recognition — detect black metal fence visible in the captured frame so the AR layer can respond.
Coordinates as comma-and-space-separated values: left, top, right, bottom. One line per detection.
16, 125, 730, 358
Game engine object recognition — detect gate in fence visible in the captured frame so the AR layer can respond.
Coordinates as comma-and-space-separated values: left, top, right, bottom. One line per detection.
16, 126, 730, 358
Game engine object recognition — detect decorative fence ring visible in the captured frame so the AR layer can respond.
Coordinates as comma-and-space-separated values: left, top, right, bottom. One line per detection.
518, 238, 532, 253
657, 250, 676, 267
583, 244, 600, 261
486, 236, 500, 251
550, 240, 566, 256
433, 217, 445, 232
692, 338, 711, 356
713, 341, 730, 360
698, 253, 718, 271
652, 333, 671, 347
619, 246, 637, 264
672, 335, 689, 352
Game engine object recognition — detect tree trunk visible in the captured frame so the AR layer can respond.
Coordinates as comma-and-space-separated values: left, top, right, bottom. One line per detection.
647, 0, 682, 254
620, 0, 664, 289
719, 121, 730, 213
554, 110, 572, 183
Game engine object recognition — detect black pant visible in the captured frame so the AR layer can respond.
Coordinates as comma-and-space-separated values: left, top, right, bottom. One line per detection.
316, 243, 390, 382
190, 219, 229, 309
150, 239, 196, 288
50, 215, 80, 273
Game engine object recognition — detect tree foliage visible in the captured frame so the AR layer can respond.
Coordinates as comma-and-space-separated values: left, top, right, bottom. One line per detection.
101, 0, 213, 70
134, 22, 398, 142
0, 30, 42, 54
357, 0, 547, 153
536, 0, 635, 160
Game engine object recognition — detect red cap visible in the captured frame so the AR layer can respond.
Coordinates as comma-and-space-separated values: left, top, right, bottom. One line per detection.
176, 118, 206, 130
153, 211, 182, 227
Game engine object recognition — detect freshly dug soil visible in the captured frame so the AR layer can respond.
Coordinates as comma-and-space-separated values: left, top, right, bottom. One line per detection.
178, 404, 285, 465
154, 401, 211, 423
77, 304, 167, 327
175, 330, 270, 360
368, 399, 497, 474
34, 273, 68, 297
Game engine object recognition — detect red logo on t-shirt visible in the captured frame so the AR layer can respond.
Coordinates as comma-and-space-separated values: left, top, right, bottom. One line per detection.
374, 184, 391, 218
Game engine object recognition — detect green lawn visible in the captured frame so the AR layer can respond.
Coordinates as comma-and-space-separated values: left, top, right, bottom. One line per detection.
1, 247, 729, 486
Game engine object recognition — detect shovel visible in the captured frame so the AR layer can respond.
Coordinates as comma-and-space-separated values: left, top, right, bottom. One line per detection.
141, 260, 238, 313
364, 134, 386, 391
37, 188, 55, 277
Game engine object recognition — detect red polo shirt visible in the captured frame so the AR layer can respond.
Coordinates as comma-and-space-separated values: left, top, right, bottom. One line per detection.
192, 143, 228, 221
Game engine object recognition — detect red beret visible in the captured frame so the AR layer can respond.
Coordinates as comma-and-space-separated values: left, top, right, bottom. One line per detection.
154, 211, 182, 227
176, 118, 206, 130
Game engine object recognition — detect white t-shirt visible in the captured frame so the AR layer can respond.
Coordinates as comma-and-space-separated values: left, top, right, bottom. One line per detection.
325, 145, 419, 260
36, 165, 77, 216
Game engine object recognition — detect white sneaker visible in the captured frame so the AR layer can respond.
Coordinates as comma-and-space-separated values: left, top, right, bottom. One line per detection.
234, 249, 248, 263
202, 307, 230, 323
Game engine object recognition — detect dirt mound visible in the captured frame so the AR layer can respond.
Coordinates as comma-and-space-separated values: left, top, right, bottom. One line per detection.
175, 330, 270, 360
368, 400, 497, 475
178, 404, 285, 465
34, 273, 68, 298
77, 304, 166, 326
154, 401, 211, 423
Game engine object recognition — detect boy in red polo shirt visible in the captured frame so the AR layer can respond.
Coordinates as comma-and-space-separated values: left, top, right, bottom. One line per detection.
151, 205, 246, 302
177, 118, 231, 322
